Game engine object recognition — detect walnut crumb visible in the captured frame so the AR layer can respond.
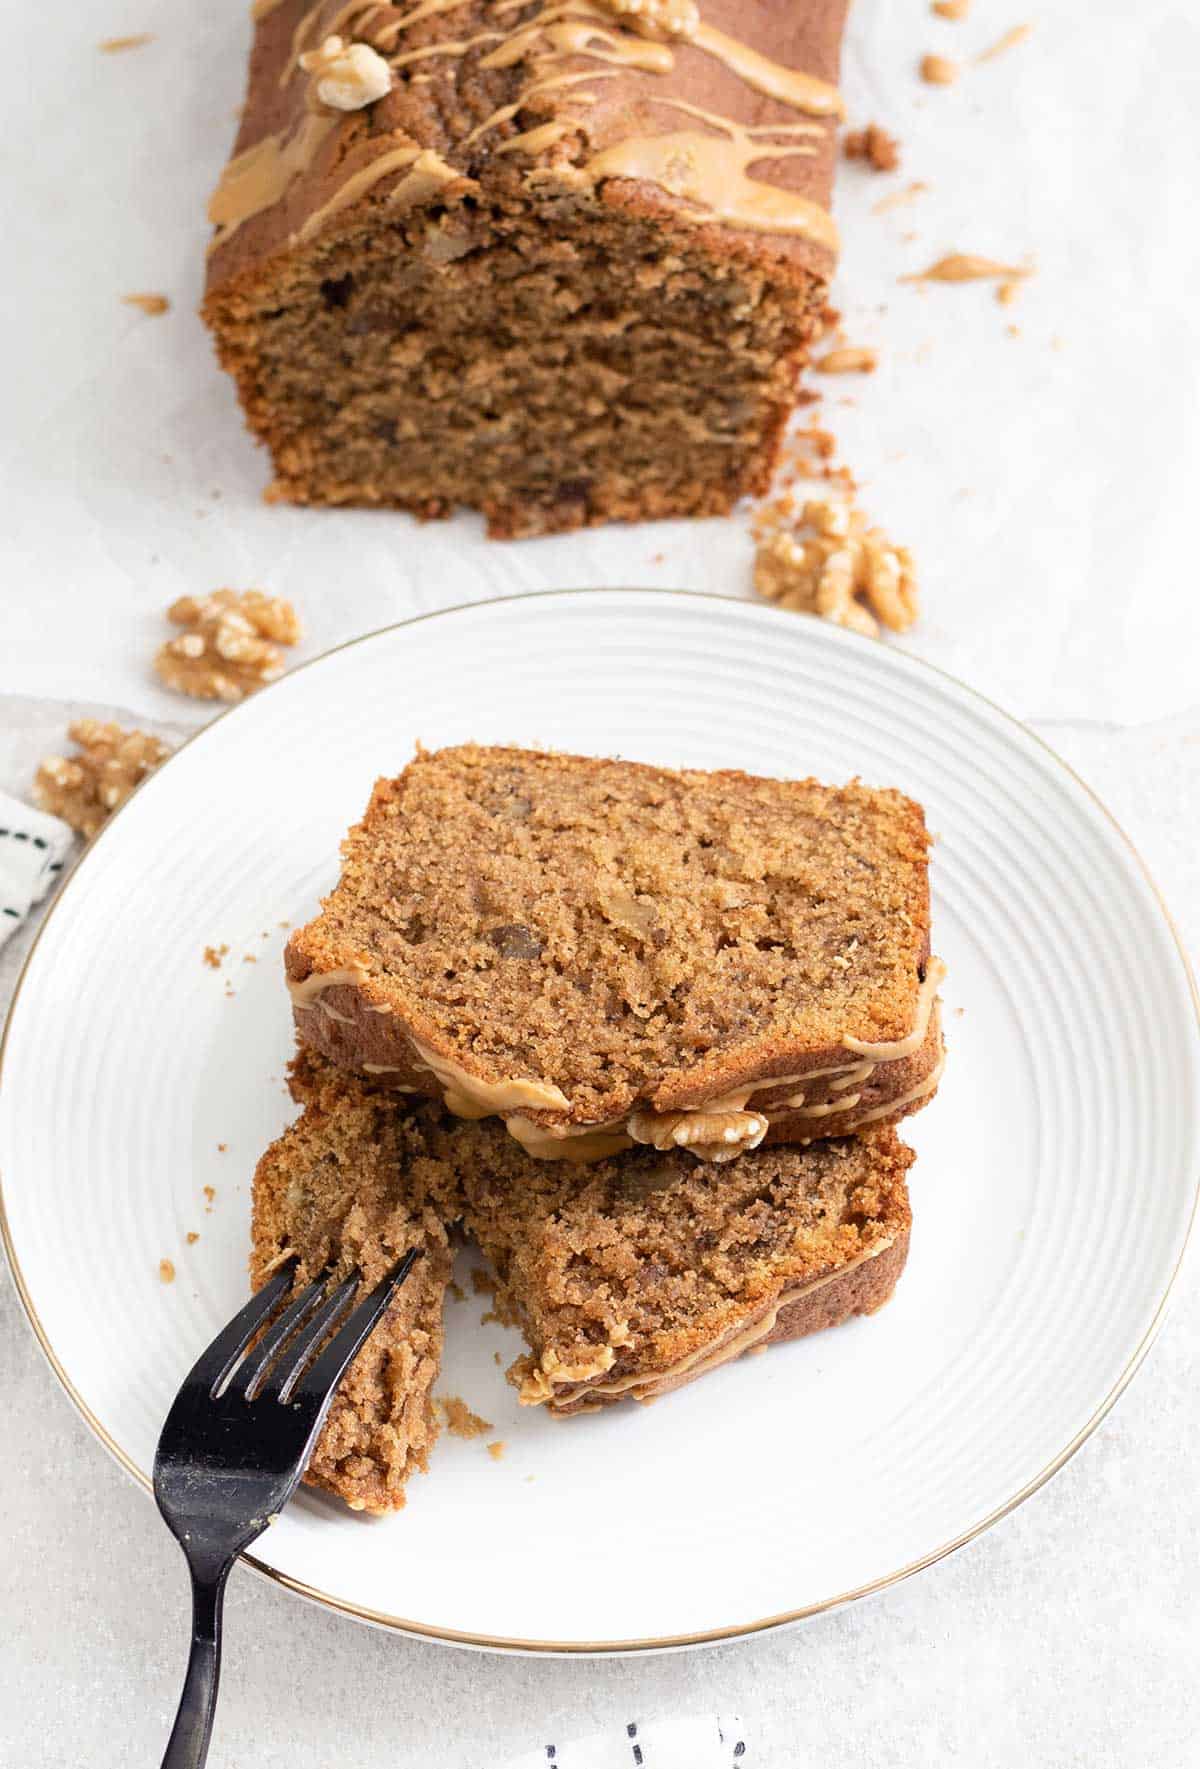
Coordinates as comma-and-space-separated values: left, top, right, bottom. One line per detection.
753, 498, 918, 641
186, 1231, 200, 1245
154, 590, 302, 702
100, 32, 154, 51
487, 1441, 506, 1462
814, 347, 878, 375
122, 292, 170, 315
203, 944, 229, 969
920, 53, 958, 84
439, 1396, 493, 1440
298, 35, 392, 109
597, 0, 699, 40
159, 1259, 175, 1283
33, 719, 170, 839
843, 125, 900, 172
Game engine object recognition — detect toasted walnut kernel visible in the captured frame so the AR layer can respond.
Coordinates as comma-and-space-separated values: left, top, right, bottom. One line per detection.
844, 125, 900, 172
628, 1107, 769, 1164
155, 590, 301, 702
920, 53, 958, 84
299, 34, 392, 108
33, 719, 170, 839
753, 499, 919, 641
597, 0, 699, 40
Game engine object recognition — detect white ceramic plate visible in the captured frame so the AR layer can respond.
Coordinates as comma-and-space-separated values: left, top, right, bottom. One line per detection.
2, 591, 1197, 1653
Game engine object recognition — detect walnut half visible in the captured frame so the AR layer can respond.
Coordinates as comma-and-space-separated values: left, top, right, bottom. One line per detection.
628, 1107, 769, 1163
154, 590, 302, 702
33, 719, 171, 839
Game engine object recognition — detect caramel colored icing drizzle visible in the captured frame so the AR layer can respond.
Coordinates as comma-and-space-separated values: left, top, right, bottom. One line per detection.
212, 0, 844, 256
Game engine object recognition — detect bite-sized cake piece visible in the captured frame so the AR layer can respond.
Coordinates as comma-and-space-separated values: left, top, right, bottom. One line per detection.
202, 0, 848, 537
250, 1058, 453, 1513
435, 1111, 913, 1414
286, 744, 945, 1162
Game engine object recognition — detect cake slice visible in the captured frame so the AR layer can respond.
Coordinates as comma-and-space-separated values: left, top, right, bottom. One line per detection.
202, 0, 847, 537
436, 1115, 913, 1414
286, 744, 944, 1162
249, 1057, 453, 1513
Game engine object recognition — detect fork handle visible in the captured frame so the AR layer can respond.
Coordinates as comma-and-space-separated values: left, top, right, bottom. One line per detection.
161, 1560, 232, 1769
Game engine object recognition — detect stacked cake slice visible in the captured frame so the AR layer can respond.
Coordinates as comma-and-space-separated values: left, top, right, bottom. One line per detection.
252, 745, 944, 1510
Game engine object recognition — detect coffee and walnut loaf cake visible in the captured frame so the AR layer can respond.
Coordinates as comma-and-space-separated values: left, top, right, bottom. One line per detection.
286, 744, 945, 1164
203, 0, 848, 537
251, 1054, 911, 1505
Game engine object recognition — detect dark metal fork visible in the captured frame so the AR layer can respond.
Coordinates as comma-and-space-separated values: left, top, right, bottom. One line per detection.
153, 1251, 418, 1769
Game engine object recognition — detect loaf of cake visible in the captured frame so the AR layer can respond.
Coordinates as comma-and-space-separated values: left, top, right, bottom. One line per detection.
249, 1055, 452, 1512
250, 1055, 911, 1508
202, 0, 848, 537
286, 744, 945, 1163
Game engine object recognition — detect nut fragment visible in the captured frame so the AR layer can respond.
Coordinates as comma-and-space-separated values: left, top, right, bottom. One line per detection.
154, 590, 301, 702
597, 0, 699, 40
122, 292, 170, 315
920, 53, 958, 84
753, 499, 919, 641
299, 34, 392, 109
33, 719, 171, 839
814, 346, 878, 375
843, 124, 900, 173
628, 1107, 768, 1163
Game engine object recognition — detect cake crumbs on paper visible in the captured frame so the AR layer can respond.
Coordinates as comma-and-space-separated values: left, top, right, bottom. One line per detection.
122, 292, 170, 316
186, 1231, 200, 1245
813, 347, 878, 376
843, 124, 900, 173
100, 32, 154, 51
486, 1442, 506, 1462
217, 1143, 228, 1153
902, 253, 1032, 286
438, 1397, 493, 1440
996, 279, 1024, 306
977, 22, 1033, 62
203, 1185, 216, 1211
919, 53, 958, 84
873, 180, 929, 215
493, 1351, 502, 1366
203, 944, 229, 969
447, 1279, 465, 1303
159, 1259, 175, 1283
931, 0, 969, 13
242, 954, 257, 964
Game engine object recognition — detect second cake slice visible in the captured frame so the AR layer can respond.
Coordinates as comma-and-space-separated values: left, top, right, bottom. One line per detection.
287, 744, 944, 1163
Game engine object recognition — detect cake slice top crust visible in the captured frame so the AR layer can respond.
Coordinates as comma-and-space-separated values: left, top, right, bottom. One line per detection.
205, 0, 849, 299
286, 744, 936, 1130
250, 1058, 453, 1512
429, 1107, 914, 1411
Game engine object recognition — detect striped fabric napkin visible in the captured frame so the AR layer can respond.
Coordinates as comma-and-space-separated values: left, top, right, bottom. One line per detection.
501, 1713, 748, 1769
0, 791, 74, 954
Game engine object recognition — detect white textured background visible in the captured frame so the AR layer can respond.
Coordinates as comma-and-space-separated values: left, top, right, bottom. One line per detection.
3, 0, 1200, 1762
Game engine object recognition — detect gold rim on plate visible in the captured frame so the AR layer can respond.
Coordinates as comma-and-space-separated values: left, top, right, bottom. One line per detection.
2, 587, 1197, 1654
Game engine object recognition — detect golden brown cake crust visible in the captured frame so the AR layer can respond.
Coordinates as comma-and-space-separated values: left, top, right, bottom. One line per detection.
286, 744, 942, 1156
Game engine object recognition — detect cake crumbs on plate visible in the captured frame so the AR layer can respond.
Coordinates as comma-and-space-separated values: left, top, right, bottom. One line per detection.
843, 124, 900, 173
122, 292, 170, 316
438, 1396, 493, 1440
159, 1259, 175, 1283
814, 346, 878, 375
486, 1441, 506, 1462
977, 22, 1033, 62
203, 1185, 216, 1211
217, 1143, 228, 1153
242, 954, 257, 964
186, 1231, 200, 1245
920, 53, 958, 84
100, 32, 154, 51
203, 944, 228, 969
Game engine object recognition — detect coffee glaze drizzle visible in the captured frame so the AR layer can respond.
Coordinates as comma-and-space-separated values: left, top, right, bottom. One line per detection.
212, 0, 843, 254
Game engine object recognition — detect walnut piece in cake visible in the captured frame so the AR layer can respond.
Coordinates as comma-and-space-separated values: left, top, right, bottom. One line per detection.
154, 590, 301, 702
298, 35, 392, 110
753, 498, 918, 640
843, 125, 900, 172
33, 719, 171, 838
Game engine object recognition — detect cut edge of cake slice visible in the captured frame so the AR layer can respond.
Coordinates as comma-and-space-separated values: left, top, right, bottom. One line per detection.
285, 744, 944, 1163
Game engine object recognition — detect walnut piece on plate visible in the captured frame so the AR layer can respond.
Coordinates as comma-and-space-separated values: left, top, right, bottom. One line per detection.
154, 590, 302, 702
33, 719, 171, 839
753, 498, 919, 640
